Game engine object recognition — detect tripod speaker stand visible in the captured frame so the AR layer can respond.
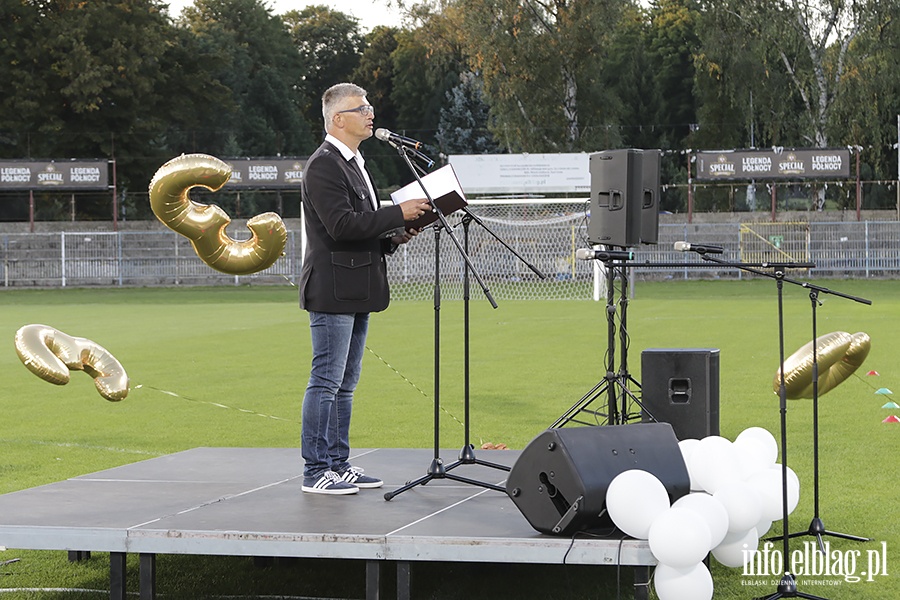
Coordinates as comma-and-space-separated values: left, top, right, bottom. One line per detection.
551, 252, 651, 428
383, 145, 546, 501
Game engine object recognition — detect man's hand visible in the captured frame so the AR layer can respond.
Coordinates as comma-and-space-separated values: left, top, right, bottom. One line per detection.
391, 227, 422, 246
399, 198, 431, 221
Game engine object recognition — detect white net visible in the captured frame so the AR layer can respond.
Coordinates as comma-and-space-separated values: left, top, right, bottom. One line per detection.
386, 199, 596, 302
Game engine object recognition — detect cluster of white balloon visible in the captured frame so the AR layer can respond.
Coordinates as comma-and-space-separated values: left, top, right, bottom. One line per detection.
604, 427, 800, 600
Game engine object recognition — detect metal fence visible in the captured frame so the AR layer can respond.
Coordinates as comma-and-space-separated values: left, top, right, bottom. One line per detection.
2, 202, 899, 300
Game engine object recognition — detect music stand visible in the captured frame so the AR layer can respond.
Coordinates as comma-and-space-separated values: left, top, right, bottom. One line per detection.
382, 145, 546, 500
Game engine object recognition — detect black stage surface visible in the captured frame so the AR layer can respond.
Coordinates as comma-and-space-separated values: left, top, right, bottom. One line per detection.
0, 447, 656, 599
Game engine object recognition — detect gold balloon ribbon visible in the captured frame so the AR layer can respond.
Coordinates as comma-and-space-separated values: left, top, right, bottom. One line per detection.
776, 331, 871, 399
14, 324, 129, 402
149, 153, 287, 275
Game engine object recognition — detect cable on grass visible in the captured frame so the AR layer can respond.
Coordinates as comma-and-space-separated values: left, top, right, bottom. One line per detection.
133, 384, 297, 424
364, 345, 476, 438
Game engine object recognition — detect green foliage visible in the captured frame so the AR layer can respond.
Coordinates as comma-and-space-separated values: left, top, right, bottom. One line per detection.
182, 0, 316, 157
2, 0, 900, 222
284, 5, 366, 128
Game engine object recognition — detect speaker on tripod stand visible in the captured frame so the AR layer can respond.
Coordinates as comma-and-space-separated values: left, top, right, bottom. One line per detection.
588, 149, 660, 248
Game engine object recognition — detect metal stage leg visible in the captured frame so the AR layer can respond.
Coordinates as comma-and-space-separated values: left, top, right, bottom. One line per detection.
140, 553, 156, 600
633, 566, 650, 600
396, 561, 411, 600
110, 552, 126, 600
366, 560, 381, 600
67, 550, 91, 562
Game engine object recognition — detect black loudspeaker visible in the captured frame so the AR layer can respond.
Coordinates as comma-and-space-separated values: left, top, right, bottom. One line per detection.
506, 423, 691, 536
640, 149, 661, 245
588, 149, 644, 247
641, 348, 720, 441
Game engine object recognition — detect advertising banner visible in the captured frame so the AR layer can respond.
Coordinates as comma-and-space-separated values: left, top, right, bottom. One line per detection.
449, 153, 591, 194
0, 160, 109, 190
695, 148, 851, 181
223, 158, 306, 189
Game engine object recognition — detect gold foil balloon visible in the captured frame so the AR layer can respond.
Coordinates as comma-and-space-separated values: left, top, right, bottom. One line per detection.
149, 153, 287, 275
14, 324, 129, 402
775, 331, 871, 399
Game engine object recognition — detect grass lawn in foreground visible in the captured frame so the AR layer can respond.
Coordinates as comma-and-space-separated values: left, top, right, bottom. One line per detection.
0, 280, 897, 598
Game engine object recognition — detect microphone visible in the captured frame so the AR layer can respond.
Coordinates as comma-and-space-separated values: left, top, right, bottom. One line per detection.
375, 128, 434, 168
575, 248, 635, 261
673, 241, 725, 254
375, 128, 423, 150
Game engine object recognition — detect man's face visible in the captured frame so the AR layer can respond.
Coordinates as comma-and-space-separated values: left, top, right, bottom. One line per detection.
332, 95, 374, 144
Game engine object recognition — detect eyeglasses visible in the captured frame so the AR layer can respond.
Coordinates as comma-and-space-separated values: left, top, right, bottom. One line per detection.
336, 104, 375, 117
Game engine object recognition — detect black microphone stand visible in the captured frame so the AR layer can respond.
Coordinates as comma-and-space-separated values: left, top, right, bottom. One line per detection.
777, 282, 871, 551
383, 143, 526, 500
698, 254, 825, 600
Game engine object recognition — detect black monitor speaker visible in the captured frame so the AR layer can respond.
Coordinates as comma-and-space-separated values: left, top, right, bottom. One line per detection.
506, 423, 691, 536
641, 348, 720, 440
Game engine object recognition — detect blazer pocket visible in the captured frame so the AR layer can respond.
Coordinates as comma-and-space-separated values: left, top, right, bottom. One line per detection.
332, 251, 372, 302
352, 185, 372, 208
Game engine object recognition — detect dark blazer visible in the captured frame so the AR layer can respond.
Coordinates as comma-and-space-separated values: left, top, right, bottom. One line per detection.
298, 140, 406, 314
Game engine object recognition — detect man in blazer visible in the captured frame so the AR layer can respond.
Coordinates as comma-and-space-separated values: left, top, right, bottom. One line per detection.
298, 82, 430, 495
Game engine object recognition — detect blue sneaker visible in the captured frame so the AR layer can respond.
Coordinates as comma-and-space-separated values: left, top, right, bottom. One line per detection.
302, 470, 358, 495
335, 465, 383, 489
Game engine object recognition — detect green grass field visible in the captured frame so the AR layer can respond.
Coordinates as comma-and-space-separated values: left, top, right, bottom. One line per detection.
0, 281, 897, 599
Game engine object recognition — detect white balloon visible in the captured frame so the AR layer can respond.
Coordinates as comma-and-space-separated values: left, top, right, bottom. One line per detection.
689, 436, 741, 494
649, 507, 712, 568
605, 469, 670, 539
736, 427, 779, 464
654, 562, 714, 600
678, 439, 702, 491
673, 492, 730, 548
733, 436, 775, 480
714, 481, 763, 533
756, 517, 773, 537
748, 467, 787, 522
711, 527, 760, 568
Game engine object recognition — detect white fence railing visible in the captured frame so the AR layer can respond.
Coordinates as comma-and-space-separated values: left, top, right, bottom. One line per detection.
2, 206, 899, 300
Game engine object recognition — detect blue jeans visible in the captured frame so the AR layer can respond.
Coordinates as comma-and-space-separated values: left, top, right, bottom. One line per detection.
301, 311, 369, 481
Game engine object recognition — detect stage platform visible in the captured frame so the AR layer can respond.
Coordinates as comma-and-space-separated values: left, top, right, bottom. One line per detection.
0, 447, 655, 599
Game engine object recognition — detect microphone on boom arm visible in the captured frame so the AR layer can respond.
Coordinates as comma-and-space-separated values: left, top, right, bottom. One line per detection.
575, 248, 635, 261
673, 241, 725, 255
375, 128, 435, 169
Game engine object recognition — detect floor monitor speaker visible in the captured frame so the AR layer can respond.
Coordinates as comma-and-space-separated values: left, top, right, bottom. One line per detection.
641, 348, 720, 440
506, 423, 690, 536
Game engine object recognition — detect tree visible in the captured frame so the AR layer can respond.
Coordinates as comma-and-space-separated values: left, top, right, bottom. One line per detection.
283, 5, 366, 130
182, 0, 315, 158
446, 0, 625, 153
437, 72, 500, 154
0, 0, 235, 217
696, 0, 886, 150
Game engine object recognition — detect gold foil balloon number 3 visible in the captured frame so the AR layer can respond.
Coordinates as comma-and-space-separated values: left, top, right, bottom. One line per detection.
15, 324, 129, 402
149, 154, 287, 275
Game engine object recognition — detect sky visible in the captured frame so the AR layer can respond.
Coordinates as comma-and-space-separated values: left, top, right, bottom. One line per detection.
164, 0, 408, 31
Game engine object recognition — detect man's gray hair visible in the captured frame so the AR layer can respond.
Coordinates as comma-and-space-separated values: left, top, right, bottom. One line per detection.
322, 83, 367, 127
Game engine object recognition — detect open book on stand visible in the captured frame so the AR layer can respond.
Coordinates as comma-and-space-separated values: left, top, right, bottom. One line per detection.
390, 164, 468, 230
